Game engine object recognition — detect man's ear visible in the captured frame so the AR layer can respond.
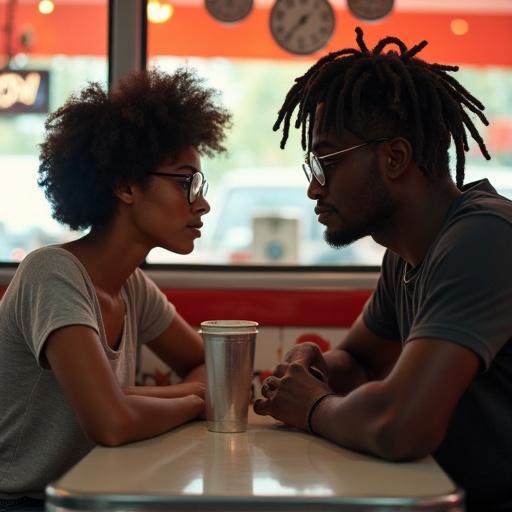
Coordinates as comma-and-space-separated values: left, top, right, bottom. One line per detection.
381, 137, 413, 180
114, 182, 135, 205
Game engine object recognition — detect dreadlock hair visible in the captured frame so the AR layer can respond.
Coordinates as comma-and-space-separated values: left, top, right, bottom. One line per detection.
274, 27, 490, 189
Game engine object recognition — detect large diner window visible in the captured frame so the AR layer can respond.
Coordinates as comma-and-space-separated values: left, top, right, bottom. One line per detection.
0, 0, 107, 263
0, 1, 511, 266
146, 0, 512, 266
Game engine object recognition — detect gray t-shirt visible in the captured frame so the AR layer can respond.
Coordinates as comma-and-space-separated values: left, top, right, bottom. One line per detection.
0, 246, 175, 499
364, 179, 512, 510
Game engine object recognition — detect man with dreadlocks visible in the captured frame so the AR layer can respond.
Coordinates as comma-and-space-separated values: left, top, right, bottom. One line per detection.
254, 28, 512, 511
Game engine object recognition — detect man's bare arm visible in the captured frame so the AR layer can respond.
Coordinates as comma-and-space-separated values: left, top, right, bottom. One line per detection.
325, 313, 402, 391
256, 337, 479, 461
279, 313, 401, 395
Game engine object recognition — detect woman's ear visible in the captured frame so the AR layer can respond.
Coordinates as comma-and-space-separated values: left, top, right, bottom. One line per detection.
114, 182, 135, 205
382, 137, 413, 180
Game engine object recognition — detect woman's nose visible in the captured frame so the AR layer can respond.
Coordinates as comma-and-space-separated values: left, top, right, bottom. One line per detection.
194, 194, 210, 215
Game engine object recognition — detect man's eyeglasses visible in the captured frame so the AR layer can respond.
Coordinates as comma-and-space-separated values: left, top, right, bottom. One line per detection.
302, 138, 391, 186
150, 171, 208, 204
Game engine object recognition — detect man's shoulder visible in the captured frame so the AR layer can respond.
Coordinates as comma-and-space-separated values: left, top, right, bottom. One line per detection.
430, 189, 512, 273
455, 179, 512, 224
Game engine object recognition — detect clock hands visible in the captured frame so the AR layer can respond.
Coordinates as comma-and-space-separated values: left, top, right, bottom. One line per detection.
284, 12, 311, 41
270, 0, 334, 55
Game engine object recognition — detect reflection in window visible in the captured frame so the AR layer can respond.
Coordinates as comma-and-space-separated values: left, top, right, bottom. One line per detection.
1, 2, 511, 265
0, 0, 108, 262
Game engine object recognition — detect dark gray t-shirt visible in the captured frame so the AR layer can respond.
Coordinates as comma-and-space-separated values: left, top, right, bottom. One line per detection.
364, 179, 512, 510
0, 246, 175, 499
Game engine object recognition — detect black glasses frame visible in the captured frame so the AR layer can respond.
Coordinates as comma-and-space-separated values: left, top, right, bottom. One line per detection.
302, 138, 391, 186
150, 171, 208, 204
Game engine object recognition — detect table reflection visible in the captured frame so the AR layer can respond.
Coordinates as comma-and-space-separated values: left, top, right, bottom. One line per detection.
51, 413, 457, 505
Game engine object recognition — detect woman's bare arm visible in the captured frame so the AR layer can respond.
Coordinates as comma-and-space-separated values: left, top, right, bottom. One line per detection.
45, 325, 204, 446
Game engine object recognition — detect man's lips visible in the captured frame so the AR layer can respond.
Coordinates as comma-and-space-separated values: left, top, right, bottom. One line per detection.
314, 206, 333, 216
315, 205, 335, 224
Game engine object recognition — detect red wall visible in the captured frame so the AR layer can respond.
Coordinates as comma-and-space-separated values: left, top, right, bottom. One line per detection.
2, 3, 512, 66
161, 288, 371, 327
0, 284, 370, 327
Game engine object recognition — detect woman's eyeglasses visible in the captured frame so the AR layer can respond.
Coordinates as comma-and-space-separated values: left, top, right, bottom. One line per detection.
302, 138, 390, 186
150, 171, 208, 204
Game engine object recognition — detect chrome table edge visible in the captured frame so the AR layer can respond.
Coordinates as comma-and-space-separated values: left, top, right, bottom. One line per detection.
45, 484, 464, 511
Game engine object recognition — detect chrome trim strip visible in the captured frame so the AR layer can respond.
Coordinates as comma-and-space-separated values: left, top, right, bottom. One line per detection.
45, 485, 464, 511
144, 269, 379, 290
0, 267, 379, 291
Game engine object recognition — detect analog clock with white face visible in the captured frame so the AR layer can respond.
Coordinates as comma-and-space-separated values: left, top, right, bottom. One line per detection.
270, 0, 335, 56
205, 0, 254, 23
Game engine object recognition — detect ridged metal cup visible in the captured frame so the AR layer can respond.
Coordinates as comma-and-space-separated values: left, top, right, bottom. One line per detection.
200, 320, 258, 433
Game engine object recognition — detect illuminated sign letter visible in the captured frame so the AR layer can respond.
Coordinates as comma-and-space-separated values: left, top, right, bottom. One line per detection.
0, 70, 49, 114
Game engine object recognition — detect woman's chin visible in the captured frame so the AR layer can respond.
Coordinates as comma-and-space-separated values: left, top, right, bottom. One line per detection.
167, 244, 195, 255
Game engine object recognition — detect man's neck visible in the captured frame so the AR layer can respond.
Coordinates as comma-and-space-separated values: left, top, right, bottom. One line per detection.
374, 178, 461, 267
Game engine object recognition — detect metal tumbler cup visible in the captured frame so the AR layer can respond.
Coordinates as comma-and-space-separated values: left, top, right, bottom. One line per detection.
200, 320, 258, 433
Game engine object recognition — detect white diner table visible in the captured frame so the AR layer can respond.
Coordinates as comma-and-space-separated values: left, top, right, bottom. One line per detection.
46, 411, 463, 511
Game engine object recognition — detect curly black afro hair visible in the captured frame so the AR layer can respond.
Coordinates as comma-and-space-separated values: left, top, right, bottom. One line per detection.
38, 67, 232, 231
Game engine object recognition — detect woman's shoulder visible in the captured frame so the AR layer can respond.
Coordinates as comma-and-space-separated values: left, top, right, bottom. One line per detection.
17, 245, 89, 282
2, 246, 96, 312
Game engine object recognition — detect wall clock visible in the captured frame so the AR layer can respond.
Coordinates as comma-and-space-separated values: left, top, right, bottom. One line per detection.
347, 0, 394, 21
269, 0, 335, 55
205, 0, 254, 23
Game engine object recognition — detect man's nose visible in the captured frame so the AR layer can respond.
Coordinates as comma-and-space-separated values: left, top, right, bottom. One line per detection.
307, 177, 325, 200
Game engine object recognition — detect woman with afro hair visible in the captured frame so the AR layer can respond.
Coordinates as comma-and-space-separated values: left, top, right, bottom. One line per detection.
0, 67, 232, 510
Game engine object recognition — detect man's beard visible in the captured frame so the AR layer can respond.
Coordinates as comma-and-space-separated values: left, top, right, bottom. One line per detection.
325, 165, 396, 249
